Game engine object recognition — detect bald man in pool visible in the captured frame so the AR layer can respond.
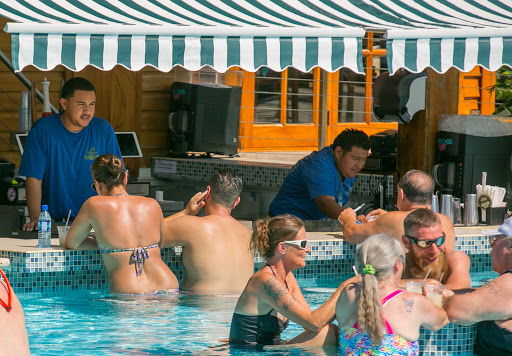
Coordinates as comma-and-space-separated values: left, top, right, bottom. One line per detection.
161, 170, 253, 294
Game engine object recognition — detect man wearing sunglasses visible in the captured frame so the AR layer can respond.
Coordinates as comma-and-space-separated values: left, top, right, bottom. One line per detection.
161, 170, 253, 294
445, 218, 512, 356
401, 208, 471, 290
338, 170, 455, 250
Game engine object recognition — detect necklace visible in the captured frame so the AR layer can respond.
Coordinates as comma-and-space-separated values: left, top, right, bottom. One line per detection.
111, 193, 128, 197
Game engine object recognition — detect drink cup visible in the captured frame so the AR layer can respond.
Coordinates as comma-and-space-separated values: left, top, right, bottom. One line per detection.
424, 284, 445, 308
367, 215, 379, 222
431, 195, 439, 213
57, 226, 70, 247
405, 281, 424, 294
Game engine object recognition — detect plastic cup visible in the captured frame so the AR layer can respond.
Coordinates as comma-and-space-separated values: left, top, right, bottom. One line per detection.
57, 226, 70, 247
405, 281, 424, 294
425, 284, 445, 307
367, 215, 379, 222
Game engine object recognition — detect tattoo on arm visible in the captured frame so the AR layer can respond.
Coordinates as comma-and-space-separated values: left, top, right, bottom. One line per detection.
483, 281, 501, 297
402, 298, 414, 313
263, 277, 295, 311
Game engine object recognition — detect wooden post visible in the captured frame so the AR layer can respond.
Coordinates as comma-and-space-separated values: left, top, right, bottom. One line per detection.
396, 68, 459, 178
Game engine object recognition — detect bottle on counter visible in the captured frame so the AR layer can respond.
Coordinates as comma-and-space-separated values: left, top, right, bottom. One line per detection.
38, 205, 51, 248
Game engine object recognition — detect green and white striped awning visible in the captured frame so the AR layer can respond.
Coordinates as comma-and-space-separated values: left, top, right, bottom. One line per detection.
2, 1, 512, 75
0, 0, 365, 73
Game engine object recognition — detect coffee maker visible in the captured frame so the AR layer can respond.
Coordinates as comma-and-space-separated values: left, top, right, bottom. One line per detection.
433, 115, 512, 201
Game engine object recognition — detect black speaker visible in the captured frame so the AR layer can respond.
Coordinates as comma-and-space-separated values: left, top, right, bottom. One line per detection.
169, 82, 242, 156
373, 70, 427, 124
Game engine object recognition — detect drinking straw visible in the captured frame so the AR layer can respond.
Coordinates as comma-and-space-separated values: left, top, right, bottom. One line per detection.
353, 203, 365, 213
352, 265, 358, 275
65, 210, 72, 228
438, 272, 444, 283
422, 268, 432, 283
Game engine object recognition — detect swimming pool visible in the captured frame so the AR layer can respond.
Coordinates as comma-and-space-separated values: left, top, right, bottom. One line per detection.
20, 279, 345, 355
0, 232, 498, 355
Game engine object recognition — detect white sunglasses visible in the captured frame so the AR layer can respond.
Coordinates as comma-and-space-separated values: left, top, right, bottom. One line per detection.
283, 239, 308, 250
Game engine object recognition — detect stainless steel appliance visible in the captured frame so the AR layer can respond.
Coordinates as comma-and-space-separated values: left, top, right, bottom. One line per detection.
434, 115, 512, 201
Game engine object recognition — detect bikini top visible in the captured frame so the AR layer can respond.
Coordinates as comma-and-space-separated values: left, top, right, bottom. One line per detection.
353, 290, 403, 334
97, 243, 159, 276
0, 268, 12, 312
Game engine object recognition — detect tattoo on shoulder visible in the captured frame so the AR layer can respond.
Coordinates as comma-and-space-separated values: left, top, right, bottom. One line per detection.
483, 281, 501, 296
402, 298, 414, 313
263, 277, 294, 311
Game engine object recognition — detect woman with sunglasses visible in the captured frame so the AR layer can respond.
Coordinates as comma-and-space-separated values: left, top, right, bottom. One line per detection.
337, 234, 448, 356
65, 154, 179, 294
229, 214, 356, 348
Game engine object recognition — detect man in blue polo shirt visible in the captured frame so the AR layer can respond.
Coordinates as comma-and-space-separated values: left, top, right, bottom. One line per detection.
19, 77, 122, 230
269, 129, 370, 220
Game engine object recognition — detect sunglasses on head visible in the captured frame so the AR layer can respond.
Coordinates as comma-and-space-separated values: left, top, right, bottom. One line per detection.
283, 239, 308, 250
405, 234, 445, 249
489, 235, 508, 247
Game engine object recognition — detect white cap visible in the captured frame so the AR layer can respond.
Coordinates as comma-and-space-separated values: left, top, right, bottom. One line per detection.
483, 217, 512, 236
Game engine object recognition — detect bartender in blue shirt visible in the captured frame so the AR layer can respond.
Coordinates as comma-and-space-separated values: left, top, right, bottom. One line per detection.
269, 129, 370, 220
19, 77, 122, 231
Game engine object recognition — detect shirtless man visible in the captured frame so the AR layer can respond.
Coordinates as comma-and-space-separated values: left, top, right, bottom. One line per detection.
445, 218, 512, 355
401, 208, 471, 290
162, 170, 253, 294
337, 170, 455, 250
0, 270, 30, 355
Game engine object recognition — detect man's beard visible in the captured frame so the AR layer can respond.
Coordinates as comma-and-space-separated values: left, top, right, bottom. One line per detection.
406, 250, 449, 282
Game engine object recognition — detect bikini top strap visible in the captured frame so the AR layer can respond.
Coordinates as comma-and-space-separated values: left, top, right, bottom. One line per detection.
352, 290, 403, 333
0, 268, 12, 312
265, 263, 289, 290
381, 289, 403, 307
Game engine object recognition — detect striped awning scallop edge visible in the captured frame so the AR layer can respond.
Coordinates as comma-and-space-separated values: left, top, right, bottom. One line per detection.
3, 1, 512, 75
0, 1, 366, 74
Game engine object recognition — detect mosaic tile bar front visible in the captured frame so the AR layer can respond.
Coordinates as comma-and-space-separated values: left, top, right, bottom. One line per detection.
0, 234, 494, 293
151, 157, 394, 197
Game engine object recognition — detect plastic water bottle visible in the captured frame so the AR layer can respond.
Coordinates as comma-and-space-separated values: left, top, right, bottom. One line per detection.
38, 205, 51, 248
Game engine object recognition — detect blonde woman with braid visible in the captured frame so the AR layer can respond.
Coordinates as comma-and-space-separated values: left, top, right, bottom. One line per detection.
229, 214, 356, 348
336, 234, 448, 355
66, 154, 178, 295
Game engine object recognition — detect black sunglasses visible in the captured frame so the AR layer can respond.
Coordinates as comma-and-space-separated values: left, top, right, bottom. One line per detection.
405, 234, 445, 249
91, 182, 97, 193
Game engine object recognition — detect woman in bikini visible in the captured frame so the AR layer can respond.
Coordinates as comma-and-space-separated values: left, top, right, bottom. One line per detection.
336, 234, 448, 356
229, 214, 356, 348
65, 154, 178, 294
0, 268, 30, 355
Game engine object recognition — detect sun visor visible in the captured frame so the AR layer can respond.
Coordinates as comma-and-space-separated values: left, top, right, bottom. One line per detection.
373, 71, 426, 124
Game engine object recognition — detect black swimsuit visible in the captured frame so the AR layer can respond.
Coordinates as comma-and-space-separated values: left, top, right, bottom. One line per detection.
229, 264, 290, 346
474, 269, 512, 356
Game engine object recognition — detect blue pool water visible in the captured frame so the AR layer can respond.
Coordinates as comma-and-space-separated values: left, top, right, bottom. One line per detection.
19, 278, 341, 356
18, 271, 498, 356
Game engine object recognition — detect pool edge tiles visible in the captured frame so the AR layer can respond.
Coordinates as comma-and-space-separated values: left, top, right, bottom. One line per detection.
0, 234, 494, 293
